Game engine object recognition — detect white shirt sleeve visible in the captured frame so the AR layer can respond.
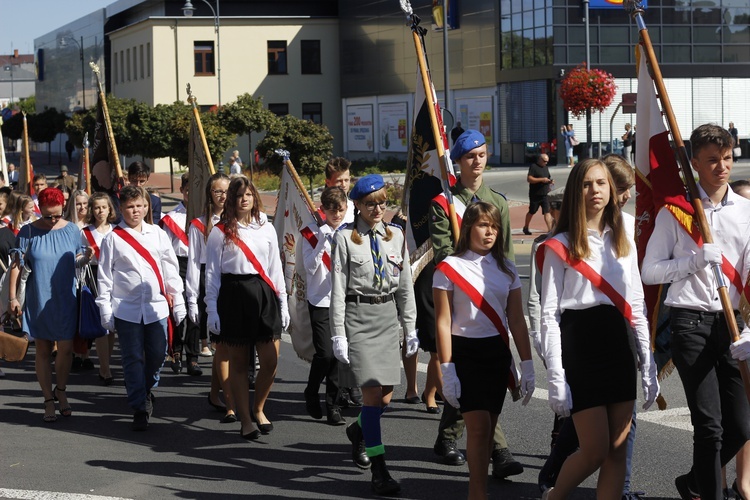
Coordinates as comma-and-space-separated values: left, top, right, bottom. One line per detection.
204, 227, 224, 315
95, 232, 115, 322
540, 245, 565, 371
159, 229, 184, 307
186, 222, 203, 307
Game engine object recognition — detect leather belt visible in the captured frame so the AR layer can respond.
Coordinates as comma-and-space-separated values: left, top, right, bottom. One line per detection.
345, 294, 395, 305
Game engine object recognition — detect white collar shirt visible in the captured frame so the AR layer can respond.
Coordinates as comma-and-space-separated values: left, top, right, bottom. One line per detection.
301, 222, 342, 308
186, 214, 220, 306
81, 223, 113, 265
161, 202, 189, 258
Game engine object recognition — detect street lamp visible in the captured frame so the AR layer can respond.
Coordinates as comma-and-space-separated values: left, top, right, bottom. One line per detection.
182, 0, 222, 106
60, 36, 86, 110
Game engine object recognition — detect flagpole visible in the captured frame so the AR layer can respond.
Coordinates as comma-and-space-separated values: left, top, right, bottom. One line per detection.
626, 0, 750, 402
401, 0, 460, 243
187, 84, 216, 176
21, 112, 32, 195
90, 62, 124, 184
0, 124, 7, 188
274, 149, 324, 226
82, 132, 91, 195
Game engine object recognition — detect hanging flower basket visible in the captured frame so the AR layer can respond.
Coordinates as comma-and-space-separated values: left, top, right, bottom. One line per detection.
559, 63, 617, 118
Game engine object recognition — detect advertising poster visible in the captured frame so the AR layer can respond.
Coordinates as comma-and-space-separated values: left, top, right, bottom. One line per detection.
378, 102, 408, 153
589, 0, 647, 8
346, 104, 374, 152
456, 97, 493, 154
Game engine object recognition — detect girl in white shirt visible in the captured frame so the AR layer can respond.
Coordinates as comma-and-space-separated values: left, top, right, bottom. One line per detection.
433, 201, 534, 500
539, 158, 658, 500
186, 172, 233, 421
205, 176, 288, 440
81, 192, 116, 385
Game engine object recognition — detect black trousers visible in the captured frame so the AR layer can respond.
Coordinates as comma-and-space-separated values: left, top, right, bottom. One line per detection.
306, 303, 340, 407
670, 307, 750, 500
171, 256, 200, 362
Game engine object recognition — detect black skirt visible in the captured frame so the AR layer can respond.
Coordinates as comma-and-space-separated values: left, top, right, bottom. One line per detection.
452, 334, 511, 414
414, 261, 437, 353
217, 273, 281, 346
561, 304, 637, 414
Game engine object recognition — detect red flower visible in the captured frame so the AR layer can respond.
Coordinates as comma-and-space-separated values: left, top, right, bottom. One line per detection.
560, 63, 617, 118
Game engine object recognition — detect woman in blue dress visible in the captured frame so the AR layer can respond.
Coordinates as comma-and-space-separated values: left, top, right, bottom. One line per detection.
8, 188, 92, 423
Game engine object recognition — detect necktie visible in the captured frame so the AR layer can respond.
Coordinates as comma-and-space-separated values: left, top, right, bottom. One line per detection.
369, 229, 386, 289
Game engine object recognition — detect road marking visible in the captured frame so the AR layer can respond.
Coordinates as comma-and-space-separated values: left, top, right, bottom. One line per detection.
0, 490, 132, 500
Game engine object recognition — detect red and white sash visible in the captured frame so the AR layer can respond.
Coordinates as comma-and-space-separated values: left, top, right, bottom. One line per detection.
112, 226, 176, 352
300, 225, 331, 271
536, 237, 634, 325
432, 193, 467, 227
216, 223, 277, 294
160, 214, 188, 247
190, 218, 206, 234
435, 258, 519, 392
82, 227, 100, 261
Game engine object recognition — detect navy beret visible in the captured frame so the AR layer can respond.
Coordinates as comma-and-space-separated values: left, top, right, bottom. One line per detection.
450, 129, 486, 161
349, 174, 385, 200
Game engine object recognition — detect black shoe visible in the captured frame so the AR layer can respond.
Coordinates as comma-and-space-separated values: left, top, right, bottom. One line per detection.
675, 472, 701, 500
186, 362, 203, 376
220, 412, 238, 424
82, 358, 95, 371
370, 455, 400, 496
240, 424, 261, 441
304, 389, 323, 420
170, 354, 183, 374
492, 448, 523, 478
71, 356, 83, 372
252, 412, 273, 434
421, 392, 441, 414
724, 488, 735, 500
132, 411, 149, 431
144, 391, 155, 418
346, 421, 371, 469
522, 227, 532, 235
326, 406, 346, 426
98, 374, 115, 386
338, 388, 362, 409
433, 439, 466, 466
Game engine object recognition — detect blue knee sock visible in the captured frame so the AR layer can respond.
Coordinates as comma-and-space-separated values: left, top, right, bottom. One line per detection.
360, 405, 384, 457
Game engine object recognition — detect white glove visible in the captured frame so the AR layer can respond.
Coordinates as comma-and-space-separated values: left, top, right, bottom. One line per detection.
547, 366, 572, 417
172, 301, 187, 325
405, 330, 419, 357
731, 327, 750, 361
640, 359, 660, 410
208, 311, 221, 335
332, 336, 350, 364
279, 296, 290, 330
440, 362, 461, 408
519, 359, 535, 406
529, 331, 544, 361
188, 303, 199, 325
700, 243, 722, 267
101, 314, 115, 333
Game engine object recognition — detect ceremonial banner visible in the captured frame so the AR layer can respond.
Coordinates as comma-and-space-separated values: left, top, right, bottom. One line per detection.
19, 113, 32, 195
0, 123, 7, 188
634, 44, 691, 384
274, 162, 316, 362
186, 107, 212, 233
90, 95, 118, 196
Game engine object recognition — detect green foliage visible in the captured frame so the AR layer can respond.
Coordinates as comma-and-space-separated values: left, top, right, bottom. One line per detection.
18, 95, 36, 115
350, 156, 407, 175
256, 115, 334, 187
251, 170, 281, 191
28, 108, 67, 144
218, 93, 277, 136
64, 109, 95, 147
1, 113, 24, 141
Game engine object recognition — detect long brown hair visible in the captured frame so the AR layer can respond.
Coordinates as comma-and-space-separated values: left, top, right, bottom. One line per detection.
350, 188, 392, 245
454, 201, 513, 277
220, 176, 264, 245
203, 172, 230, 241
86, 192, 116, 225
554, 158, 629, 260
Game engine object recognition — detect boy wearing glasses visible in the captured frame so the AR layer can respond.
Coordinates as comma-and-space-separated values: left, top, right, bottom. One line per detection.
523, 153, 554, 235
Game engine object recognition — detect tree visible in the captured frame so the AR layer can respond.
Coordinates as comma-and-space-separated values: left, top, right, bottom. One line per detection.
1, 112, 24, 142
166, 102, 235, 167
218, 93, 276, 136
256, 115, 334, 191
28, 108, 67, 163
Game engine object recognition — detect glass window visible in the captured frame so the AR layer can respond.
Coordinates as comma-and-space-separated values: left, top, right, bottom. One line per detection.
554, 45, 566, 64
568, 46, 587, 65
302, 103, 322, 124
694, 45, 721, 62
194, 42, 215, 75
662, 45, 690, 63
600, 26, 629, 44
725, 26, 750, 44
662, 26, 690, 43
600, 46, 630, 64
723, 45, 750, 63
512, 13, 522, 30
523, 11, 534, 29
648, 26, 661, 44
693, 26, 720, 43
140, 45, 144, 79
147, 43, 151, 77
268, 103, 289, 116
569, 26, 586, 44
268, 41, 287, 75
534, 8, 546, 28
132, 47, 137, 81
501, 15, 511, 32
301, 40, 321, 74
523, 29, 534, 66
126, 48, 130, 81
120, 51, 124, 83
113, 52, 118, 85
553, 6, 566, 25
692, 8, 721, 24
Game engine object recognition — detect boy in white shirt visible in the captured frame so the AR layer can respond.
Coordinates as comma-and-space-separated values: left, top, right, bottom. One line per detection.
97, 186, 186, 431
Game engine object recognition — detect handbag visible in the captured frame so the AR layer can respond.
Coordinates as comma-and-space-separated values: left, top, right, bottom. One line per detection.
78, 265, 107, 340
569, 136, 580, 146
0, 313, 28, 362
734, 146, 742, 158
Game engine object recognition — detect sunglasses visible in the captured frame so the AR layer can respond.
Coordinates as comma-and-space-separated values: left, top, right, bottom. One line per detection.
42, 214, 63, 221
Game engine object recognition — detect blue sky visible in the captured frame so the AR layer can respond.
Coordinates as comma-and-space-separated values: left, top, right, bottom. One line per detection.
0, 0, 111, 55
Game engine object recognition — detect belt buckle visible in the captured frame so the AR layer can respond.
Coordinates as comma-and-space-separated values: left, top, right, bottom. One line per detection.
373, 296, 383, 304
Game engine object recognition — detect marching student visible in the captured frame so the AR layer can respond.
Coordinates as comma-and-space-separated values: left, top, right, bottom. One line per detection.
96, 186, 186, 431
433, 201, 534, 500
204, 176, 288, 441
160, 173, 202, 377
186, 172, 234, 422
302, 186, 349, 426
643, 124, 750, 500
322, 156, 355, 224
81, 192, 117, 385
427, 129, 523, 477
330, 174, 419, 496
540, 158, 658, 499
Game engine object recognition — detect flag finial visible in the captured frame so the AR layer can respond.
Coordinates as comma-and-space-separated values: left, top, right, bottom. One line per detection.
274, 149, 290, 162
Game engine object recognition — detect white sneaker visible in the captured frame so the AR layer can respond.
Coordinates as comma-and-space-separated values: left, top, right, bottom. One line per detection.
199, 347, 214, 357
